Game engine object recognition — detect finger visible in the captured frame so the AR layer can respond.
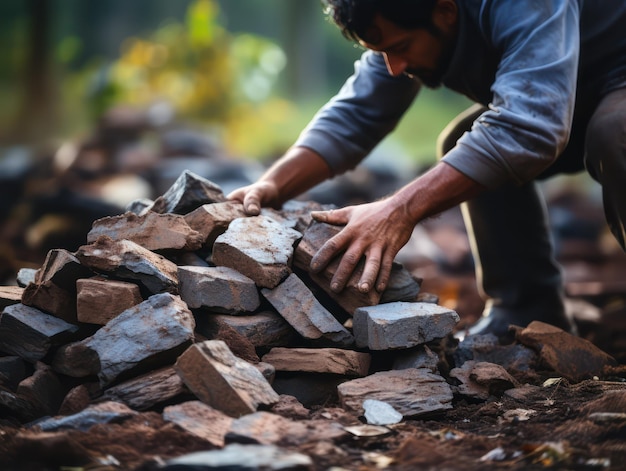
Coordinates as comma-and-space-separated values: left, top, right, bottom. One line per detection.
311, 208, 348, 226
375, 252, 396, 293
329, 246, 363, 293
242, 191, 262, 216
310, 233, 347, 274
358, 246, 383, 293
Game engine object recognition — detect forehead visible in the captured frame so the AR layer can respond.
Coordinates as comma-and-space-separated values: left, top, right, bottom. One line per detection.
357, 15, 412, 51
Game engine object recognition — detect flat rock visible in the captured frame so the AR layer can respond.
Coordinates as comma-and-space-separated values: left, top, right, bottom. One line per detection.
0, 286, 24, 309
88, 211, 204, 251
226, 411, 346, 447
261, 273, 354, 346
337, 368, 453, 417
32, 401, 137, 432
75, 236, 179, 295
353, 302, 459, 350
213, 215, 301, 288
163, 400, 233, 447
100, 367, 187, 411
515, 321, 617, 382
175, 340, 279, 417
262, 347, 370, 376
161, 443, 313, 471
178, 265, 259, 313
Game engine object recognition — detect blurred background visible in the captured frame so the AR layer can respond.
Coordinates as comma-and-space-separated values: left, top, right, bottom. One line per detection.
2, 1, 626, 358
0, 0, 472, 273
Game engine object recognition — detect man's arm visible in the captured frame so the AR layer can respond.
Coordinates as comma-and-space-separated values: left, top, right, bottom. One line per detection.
311, 161, 485, 293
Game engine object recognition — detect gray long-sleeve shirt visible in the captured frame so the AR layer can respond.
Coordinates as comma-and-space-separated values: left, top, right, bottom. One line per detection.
294, 0, 626, 189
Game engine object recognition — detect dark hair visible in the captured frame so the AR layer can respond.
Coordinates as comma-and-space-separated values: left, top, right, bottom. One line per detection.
322, 0, 440, 43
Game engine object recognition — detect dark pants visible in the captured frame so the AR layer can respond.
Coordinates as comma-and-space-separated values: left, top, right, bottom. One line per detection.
437, 87, 626, 328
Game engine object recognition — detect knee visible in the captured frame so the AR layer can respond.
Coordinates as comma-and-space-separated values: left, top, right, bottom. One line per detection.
584, 92, 626, 178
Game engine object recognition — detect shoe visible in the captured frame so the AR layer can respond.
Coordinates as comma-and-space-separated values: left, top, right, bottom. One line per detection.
458, 299, 577, 340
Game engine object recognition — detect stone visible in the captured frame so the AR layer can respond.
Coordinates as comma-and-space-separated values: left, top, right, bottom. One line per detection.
226, 411, 346, 447
269, 395, 310, 420
33, 401, 137, 432
21, 281, 77, 323
76, 277, 143, 325
163, 401, 233, 447
450, 361, 518, 400
337, 368, 454, 417
362, 399, 403, 425
178, 265, 260, 313
52, 293, 195, 386
261, 273, 354, 346
75, 236, 178, 295
379, 263, 422, 303
87, 211, 204, 251
16, 268, 37, 287
0, 303, 79, 362
194, 315, 260, 364
17, 362, 66, 418
162, 444, 313, 471
213, 215, 301, 289
100, 367, 188, 411
174, 340, 279, 417
149, 169, 227, 215
184, 201, 247, 247
392, 345, 440, 372
0, 356, 29, 391
58, 385, 92, 416
32, 249, 93, 292
515, 321, 617, 382
262, 347, 371, 377
204, 311, 297, 348
454, 333, 537, 372
353, 302, 459, 350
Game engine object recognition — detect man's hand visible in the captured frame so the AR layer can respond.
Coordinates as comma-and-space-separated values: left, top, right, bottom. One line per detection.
310, 196, 416, 294
227, 181, 280, 216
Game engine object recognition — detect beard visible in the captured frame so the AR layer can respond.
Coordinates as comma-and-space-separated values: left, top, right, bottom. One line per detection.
404, 29, 456, 89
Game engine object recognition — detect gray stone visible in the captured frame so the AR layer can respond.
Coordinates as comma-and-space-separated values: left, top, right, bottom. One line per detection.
149, 169, 227, 215
0, 303, 79, 362
162, 443, 313, 471
353, 302, 459, 350
16, 268, 37, 287
178, 265, 259, 313
337, 368, 454, 417
213, 215, 301, 288
262, 273, 354, 346
52, 293, 195, 386
33, 401, 137, 432
392, 345, 440, 372
362, 399, 403, 425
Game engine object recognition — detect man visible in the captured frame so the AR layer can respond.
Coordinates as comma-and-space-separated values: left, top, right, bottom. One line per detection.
228, 0, 626, 336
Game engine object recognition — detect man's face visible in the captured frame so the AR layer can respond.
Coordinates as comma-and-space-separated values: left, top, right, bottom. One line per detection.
358, 3, 458, 88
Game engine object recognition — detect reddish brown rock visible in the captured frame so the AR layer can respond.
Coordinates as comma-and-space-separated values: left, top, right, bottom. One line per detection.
76, 277, 143, 325
184, 201, 247, 247
515, 321, 617, 382
262, 347, 371, 377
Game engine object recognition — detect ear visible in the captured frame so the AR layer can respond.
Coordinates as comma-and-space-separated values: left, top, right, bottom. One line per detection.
433, 0, 458, 29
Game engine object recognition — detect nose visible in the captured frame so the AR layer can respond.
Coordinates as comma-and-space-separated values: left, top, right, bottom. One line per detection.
383, 52, 408, 77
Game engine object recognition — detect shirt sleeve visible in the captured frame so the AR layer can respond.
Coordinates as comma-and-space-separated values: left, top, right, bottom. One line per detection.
442, 0, 580, 188
294, 50, 421, 176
